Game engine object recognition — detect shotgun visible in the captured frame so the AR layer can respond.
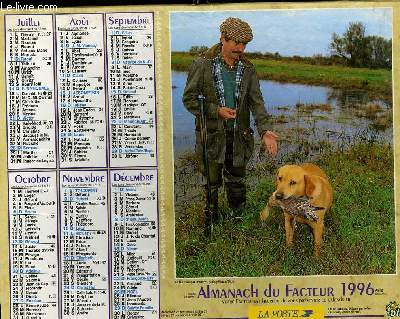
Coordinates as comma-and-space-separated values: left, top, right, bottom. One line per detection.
198, 94, 212, 237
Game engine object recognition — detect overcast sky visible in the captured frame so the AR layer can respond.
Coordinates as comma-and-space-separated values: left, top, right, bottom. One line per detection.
170, 8, 392, 57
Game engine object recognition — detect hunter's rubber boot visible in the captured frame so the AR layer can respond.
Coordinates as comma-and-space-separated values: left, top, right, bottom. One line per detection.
226, 184, 246, 216
204, 186, 219, 237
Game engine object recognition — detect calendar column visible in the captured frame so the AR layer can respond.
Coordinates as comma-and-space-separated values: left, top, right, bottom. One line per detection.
60, 171, 109, 319
6, 15, 56, 169
106, 13, 156, 167
111, 170, 159, 319
8, 172, 59, 319
56, 14, 107, 168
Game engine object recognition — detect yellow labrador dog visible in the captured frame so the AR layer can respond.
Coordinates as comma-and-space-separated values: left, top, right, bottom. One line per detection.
260, 163, 333, 256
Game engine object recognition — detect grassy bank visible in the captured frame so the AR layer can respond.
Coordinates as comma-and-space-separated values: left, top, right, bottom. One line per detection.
175, 142, 395, 277
171, 52, 392, 101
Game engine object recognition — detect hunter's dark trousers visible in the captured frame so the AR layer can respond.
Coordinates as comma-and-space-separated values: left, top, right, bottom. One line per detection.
204, 131, 246, 212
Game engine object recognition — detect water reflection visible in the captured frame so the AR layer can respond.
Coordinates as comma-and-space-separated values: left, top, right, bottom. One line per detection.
172, 71, 392, 158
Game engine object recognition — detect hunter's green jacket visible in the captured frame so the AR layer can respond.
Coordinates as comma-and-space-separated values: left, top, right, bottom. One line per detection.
182, 43, 271, 167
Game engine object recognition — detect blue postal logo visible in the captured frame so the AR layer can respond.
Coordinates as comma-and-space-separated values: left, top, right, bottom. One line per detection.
386, 302, 400, 317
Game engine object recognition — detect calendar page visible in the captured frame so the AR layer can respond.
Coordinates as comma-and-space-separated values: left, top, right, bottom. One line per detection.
0, 2, 399, 319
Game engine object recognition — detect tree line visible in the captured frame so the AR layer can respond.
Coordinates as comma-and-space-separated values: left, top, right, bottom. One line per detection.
188, 22, 391, 69
330, 22, 391, 69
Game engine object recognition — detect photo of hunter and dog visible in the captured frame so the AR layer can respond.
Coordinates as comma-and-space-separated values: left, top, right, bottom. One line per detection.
171, 9, 395, 277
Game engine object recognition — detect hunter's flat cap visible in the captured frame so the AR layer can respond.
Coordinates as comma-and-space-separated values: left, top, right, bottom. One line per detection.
220, 17, 253, 43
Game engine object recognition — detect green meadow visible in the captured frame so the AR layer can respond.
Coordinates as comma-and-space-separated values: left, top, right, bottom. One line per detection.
175, 142, 395, 277
171, 52, 392, 100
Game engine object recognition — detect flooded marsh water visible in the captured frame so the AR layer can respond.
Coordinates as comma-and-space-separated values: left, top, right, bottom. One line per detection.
172, 71, 392, 158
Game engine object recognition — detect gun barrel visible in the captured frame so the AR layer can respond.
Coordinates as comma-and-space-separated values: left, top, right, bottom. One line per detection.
198, 94, 212, 237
